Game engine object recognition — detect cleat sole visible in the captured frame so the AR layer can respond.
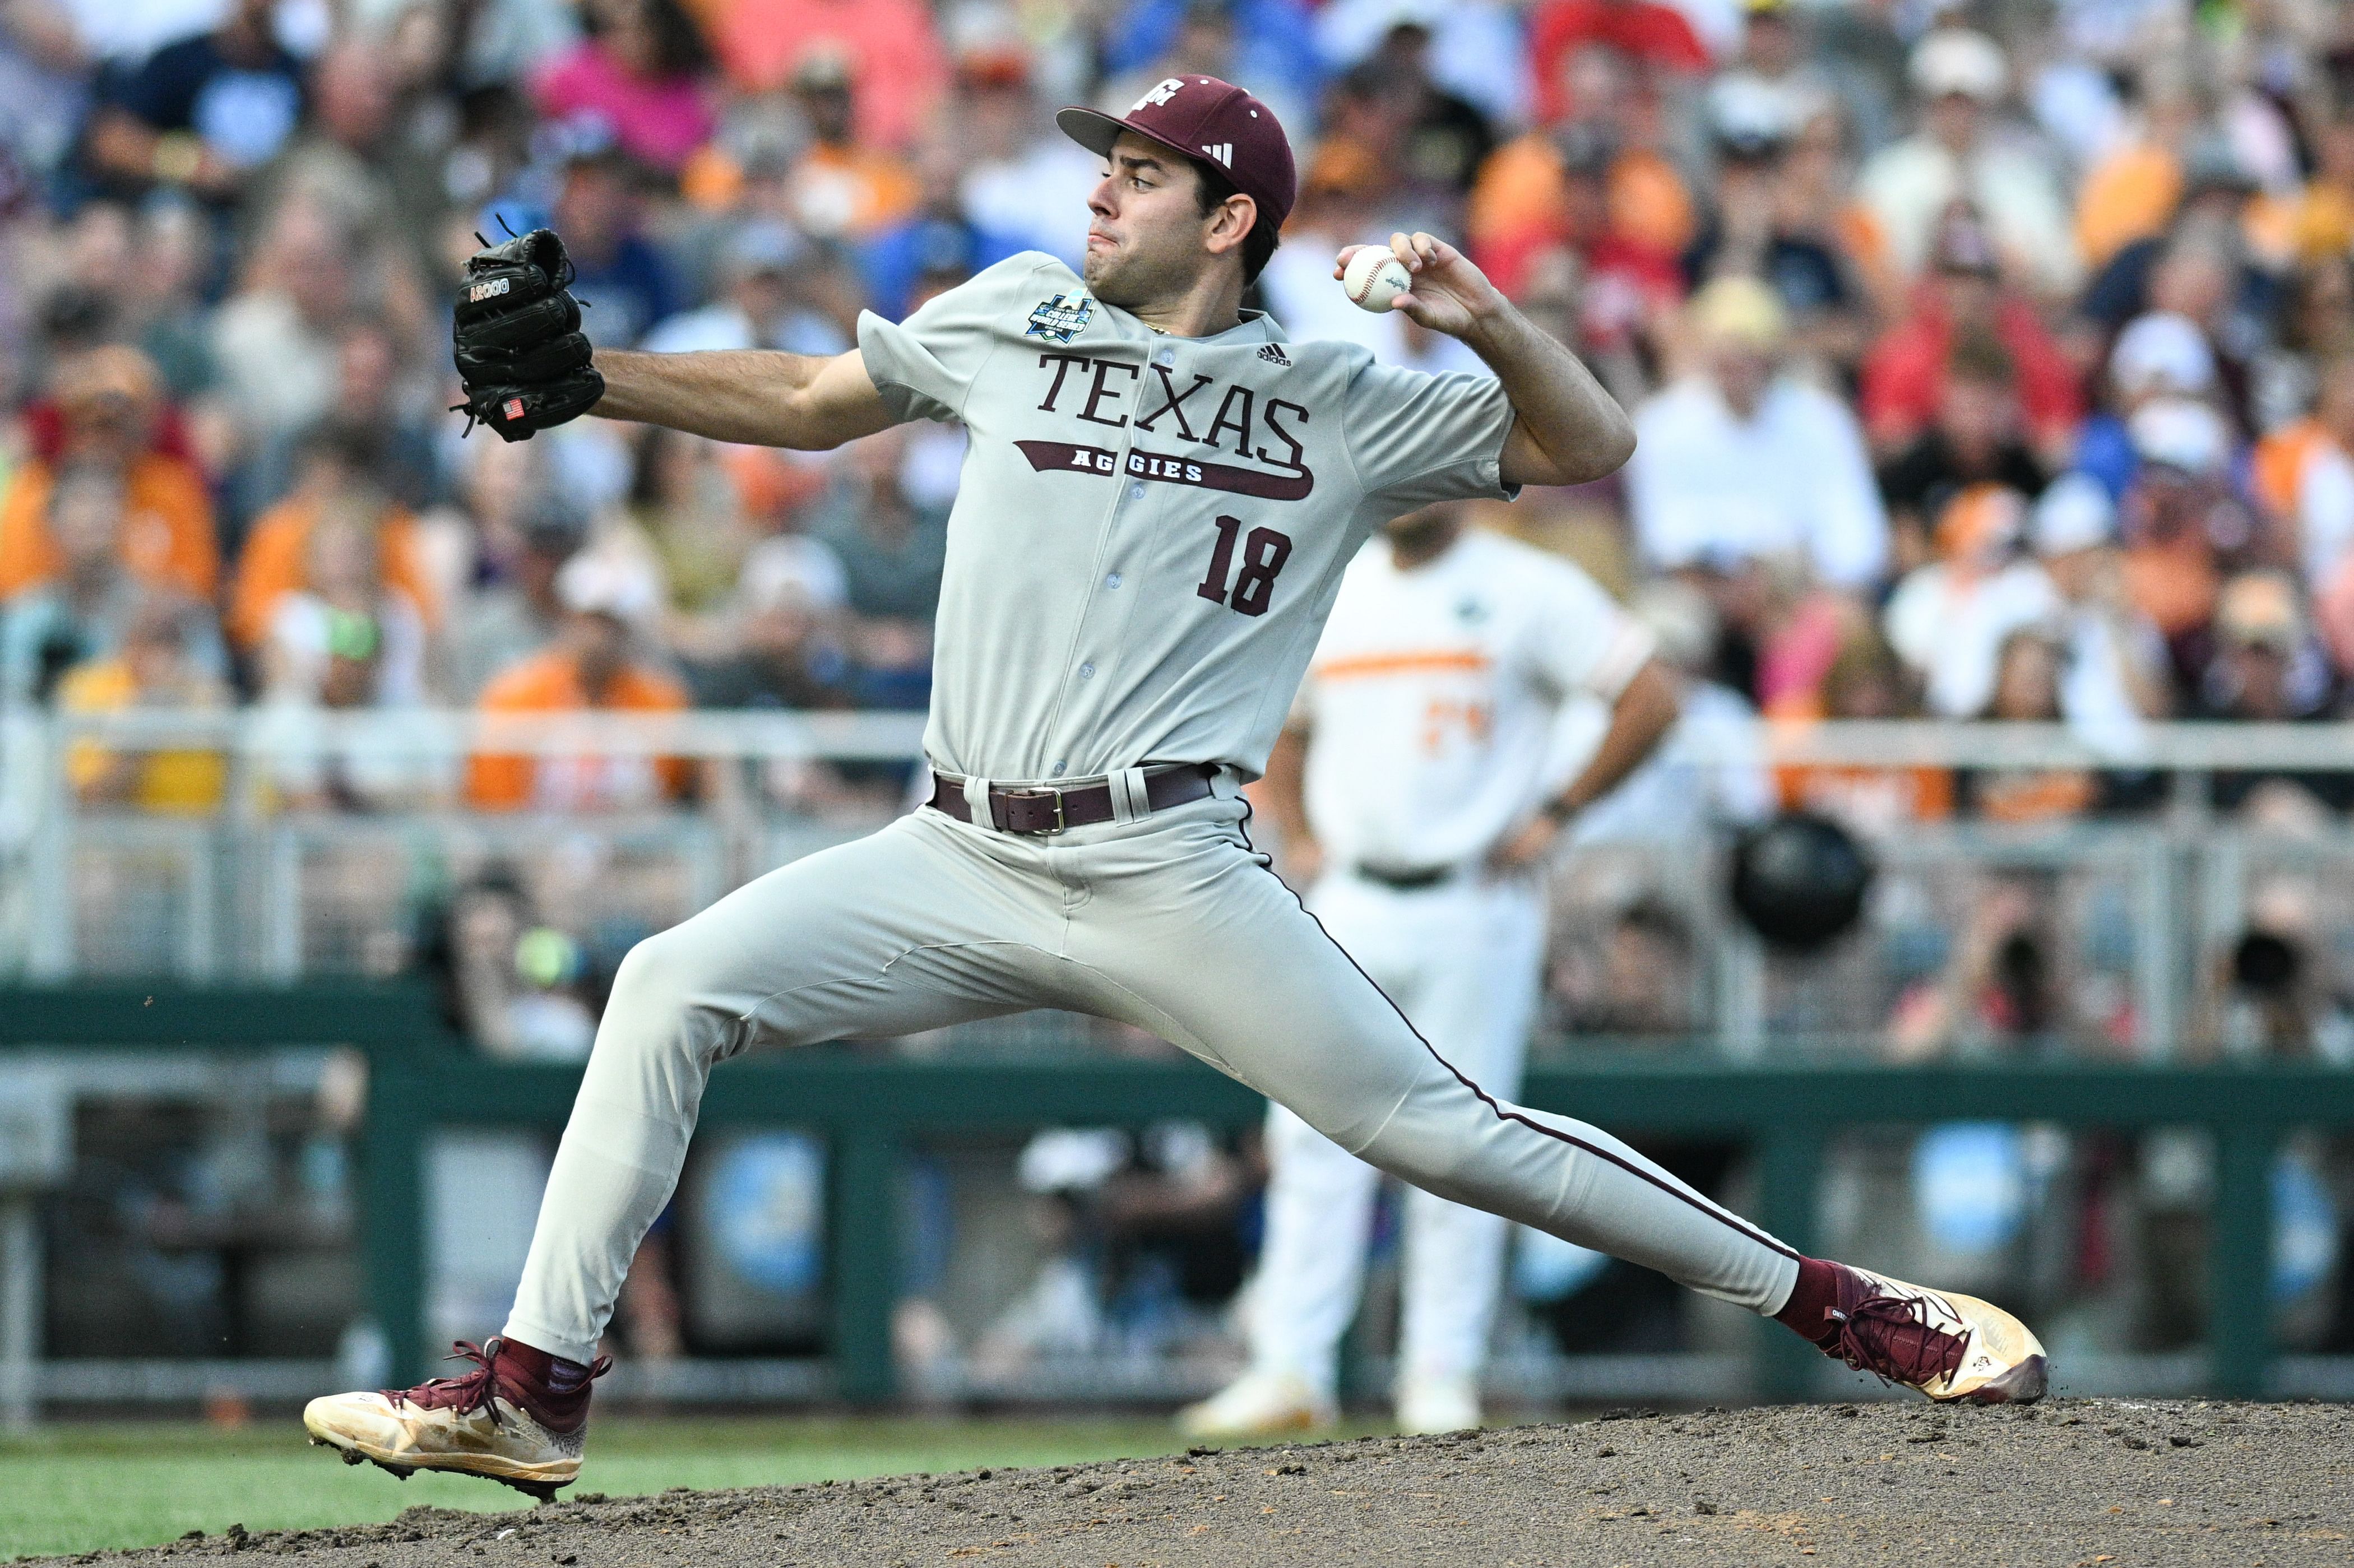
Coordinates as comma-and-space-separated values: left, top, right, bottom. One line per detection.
303, 1421, 576, 1501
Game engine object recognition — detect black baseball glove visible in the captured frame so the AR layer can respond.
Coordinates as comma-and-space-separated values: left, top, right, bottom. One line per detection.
451, 228, 603, 442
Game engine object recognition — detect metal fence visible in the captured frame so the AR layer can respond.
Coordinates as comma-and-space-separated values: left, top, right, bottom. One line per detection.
11, 711, 2354, 1056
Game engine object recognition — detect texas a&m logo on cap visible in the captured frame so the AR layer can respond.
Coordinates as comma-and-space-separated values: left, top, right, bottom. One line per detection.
1132, 77, 1185, 110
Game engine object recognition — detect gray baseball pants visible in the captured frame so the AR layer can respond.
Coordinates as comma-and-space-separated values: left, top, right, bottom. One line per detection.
503, 787, 1800, 1365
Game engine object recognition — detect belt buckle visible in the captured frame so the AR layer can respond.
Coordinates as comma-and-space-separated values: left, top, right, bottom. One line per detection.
1000, 786, 1067, 834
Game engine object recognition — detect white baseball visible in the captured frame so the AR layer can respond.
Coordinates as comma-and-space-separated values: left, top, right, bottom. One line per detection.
1342, 247, 1412, 314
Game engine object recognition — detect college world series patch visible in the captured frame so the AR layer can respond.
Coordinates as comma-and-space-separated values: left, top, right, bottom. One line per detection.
1026, 293, 1095, 344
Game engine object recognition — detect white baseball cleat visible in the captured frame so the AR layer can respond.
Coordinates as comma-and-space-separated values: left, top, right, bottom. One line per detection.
1177, 1368, 1336, 1437
1394, 1372, 1482, 1435
303, 1338, 608, 1501
1817, 1264, 2049, 1404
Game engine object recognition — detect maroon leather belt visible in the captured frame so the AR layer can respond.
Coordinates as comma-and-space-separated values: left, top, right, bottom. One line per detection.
928, 764, 1217, 834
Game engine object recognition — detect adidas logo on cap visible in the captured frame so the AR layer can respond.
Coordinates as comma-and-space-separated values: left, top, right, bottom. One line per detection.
1201, 142, 1232, 166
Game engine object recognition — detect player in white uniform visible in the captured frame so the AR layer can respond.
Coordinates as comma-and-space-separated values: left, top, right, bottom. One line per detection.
1181, 504, 1674, 1436
304, 75, 2046, 1499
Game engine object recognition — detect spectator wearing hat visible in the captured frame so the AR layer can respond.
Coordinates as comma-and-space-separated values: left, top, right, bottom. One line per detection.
533, 0, 716, 175
1704, 0, 1833, 147
2079, 146, 2276, 340
1861, 210, 2083, 465
2030, 472, 2172, 749
860, 133, 1027, 322
2199, 570, 2354, 815
1875, 333, 2051, 569
2117, 397, 2255, 669
1, 463, 225, 707
0, 345, 217, 604
1628, 275, 1888, 590
645, 220, 854, 356
466, 553, 692, 811
229, 431, 440, 653
451, 498, 587, 703
254, 491, 442, 811
544, 146, 682, 350
1883, 484, 2058, 720
2070, 307, 2228, 503
1312, 0, 1528, 127
54, 594, 231, 814
1681, 77, 1865, 367
697, 0, 944, 149
1857, 29, 2079, 298
778, 46, 917, 240
961, 44, 1110, 266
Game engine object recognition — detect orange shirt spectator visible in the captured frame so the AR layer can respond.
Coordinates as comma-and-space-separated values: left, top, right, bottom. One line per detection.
688, 0, 943, 148
0, 454, 216, 604
467, 556, 692, 811
1467, 129, 1693, 300
57, 600, 230, 814
1768, 635, 1956, 832
0, 345, 217, 602
2074, 140, 2181, 272
229, 490, 439, 651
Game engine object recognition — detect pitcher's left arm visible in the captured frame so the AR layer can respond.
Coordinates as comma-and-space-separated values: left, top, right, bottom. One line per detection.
1334, 233, 1635, 486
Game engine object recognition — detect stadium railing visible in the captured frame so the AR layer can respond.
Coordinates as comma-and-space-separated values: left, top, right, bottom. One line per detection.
3, 983, 2352, 1416
9, 709, 2354, 1054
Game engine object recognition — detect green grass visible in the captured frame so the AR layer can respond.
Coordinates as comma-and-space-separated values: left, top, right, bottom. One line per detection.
0, 1414, 1200, 1560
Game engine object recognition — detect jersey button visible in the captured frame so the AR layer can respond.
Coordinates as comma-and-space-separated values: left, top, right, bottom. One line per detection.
1079, 662, 1095, 679
1105, 572, 1122, 589
1050, 760, 1067, 776
1155, 347, 1175, 368
1129, 483, 1145, 500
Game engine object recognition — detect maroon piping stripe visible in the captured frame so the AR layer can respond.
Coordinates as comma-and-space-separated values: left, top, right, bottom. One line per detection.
1236, 810, 1801, 1265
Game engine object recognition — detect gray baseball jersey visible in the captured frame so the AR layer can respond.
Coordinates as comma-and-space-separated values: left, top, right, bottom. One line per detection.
501, 253, 1805, 1369
855, 250, 1519, 784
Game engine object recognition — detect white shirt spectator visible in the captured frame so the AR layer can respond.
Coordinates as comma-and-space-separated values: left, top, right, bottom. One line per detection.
1858, 133, 2081, 295
1628, 374, 1889, 588
1884, 559, 2061, 718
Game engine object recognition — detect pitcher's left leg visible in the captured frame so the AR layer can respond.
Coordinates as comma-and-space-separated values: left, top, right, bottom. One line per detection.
1395, 882, 1544, 1430
1068, 805, 2046, 1403
1065, 811, 1799, 1315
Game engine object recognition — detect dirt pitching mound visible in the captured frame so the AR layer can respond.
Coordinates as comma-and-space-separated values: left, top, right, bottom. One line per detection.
62, 1400, 2354, 1567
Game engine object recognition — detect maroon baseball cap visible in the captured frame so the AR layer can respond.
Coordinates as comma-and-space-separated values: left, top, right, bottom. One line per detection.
1056, 75, 1296, 235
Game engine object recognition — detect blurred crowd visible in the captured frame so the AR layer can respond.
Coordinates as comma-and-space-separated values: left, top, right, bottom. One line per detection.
5, 0, 2354, 822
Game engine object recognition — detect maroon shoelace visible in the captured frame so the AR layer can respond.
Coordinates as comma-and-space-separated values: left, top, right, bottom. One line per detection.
381, 1338, 612, 1430
1829, 1293, 1970, 1390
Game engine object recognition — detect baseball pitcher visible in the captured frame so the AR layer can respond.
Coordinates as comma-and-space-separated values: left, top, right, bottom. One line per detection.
1183, 500, 1678, 1437
307, 75, 2045, 1497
